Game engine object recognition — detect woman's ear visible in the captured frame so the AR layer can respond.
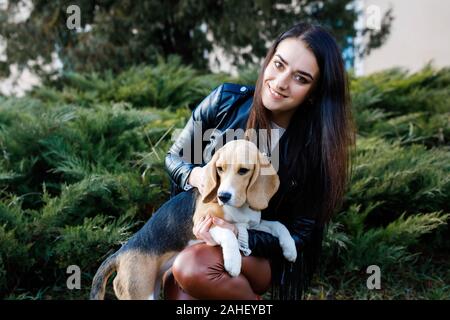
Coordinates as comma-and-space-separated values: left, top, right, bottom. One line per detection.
202, 150, 221, 203
246, 152, 280, 211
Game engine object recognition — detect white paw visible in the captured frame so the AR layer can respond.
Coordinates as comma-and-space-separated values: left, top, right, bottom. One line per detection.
280, 236, 297, 262
223, 251, 242, 277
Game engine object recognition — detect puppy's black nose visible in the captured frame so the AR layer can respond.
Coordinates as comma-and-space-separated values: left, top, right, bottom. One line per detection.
218, 192, 232, 203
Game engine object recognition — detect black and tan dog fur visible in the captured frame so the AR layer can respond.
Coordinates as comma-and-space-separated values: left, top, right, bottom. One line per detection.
90, 140, 295, 300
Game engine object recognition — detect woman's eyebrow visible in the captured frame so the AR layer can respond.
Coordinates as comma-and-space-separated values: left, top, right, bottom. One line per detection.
275, 54, 314, 81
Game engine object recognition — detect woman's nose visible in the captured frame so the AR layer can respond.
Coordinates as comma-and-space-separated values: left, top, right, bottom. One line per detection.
274, 72, 289, 91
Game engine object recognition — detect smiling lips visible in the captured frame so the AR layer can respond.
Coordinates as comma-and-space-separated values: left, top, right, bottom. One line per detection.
268, 83, 288, 99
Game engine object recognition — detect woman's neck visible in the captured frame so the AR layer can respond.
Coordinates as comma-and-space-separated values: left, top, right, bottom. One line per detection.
270, 110, 295, 129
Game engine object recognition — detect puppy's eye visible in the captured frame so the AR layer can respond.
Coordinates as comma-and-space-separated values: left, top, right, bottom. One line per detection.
217, 166, 223, 173
238, 168, 249, 175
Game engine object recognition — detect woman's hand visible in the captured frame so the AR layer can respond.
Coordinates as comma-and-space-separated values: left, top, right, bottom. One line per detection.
188, 166, 207, 196
193, 215, 238, 246
193, 215, 217, 246
212, 217, 238, 236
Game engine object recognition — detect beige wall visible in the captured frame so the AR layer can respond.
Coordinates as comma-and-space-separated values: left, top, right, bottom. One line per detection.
360, 0, 450, 75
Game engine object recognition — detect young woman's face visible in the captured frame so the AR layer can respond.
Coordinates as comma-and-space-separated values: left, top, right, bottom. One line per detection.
261, 37, 319, 126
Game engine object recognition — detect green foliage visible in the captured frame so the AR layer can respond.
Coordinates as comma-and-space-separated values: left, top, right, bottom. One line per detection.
0, 60, 449, 299
0, 0, 391, 78
352, 66, 450, 147
31, 56, 235, 110
339, 206, 448, 270
348, 137, 449, 215
0, 65, 188, 297
103, 56, 231, 109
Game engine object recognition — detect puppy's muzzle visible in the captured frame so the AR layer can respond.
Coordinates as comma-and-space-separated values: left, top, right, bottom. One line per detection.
218, 191, 232, 204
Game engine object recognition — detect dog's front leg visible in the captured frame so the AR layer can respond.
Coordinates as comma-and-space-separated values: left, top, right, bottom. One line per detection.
209, 226, 241, 277
252, 220, 297, 262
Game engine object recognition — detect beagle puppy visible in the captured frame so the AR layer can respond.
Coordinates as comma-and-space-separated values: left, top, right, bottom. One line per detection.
90, 139, 296, 300
193, 140, 297, 277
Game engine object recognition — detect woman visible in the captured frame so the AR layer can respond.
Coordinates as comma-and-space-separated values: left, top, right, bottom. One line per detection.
163, 22, 354, 300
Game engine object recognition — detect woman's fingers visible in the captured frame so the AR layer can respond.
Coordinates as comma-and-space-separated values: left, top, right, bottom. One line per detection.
193, 216, 207, 236
199, 216, 212, 232
194, 216, 237, 243
193, 216, 217, 246
212, 217, 237, 236
212, 217, 228, 227
199, 219, 216, 245
194, 216, 209, 236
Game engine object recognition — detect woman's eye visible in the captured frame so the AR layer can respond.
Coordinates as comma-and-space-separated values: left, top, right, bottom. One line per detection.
238, 168, 249, 175
217, 167, 223, 173
274, 60, 282, 69
295, 75, 307, 84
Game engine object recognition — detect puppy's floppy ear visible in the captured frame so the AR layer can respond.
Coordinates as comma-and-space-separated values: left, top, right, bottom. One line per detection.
246, 152, 280, 211
202, 150, 221, 203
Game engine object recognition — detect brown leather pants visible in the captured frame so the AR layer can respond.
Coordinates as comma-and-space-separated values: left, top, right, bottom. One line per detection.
163, 243, 271, 300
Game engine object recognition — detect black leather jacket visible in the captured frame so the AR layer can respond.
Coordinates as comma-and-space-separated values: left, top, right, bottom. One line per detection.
165, 83, 317, 260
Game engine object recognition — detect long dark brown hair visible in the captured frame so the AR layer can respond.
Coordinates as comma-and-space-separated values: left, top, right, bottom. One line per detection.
246, 22, 355, 224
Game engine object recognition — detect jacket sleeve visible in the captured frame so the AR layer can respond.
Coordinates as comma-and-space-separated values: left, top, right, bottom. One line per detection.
247, 216, 317, 259
165, 84, 224, 191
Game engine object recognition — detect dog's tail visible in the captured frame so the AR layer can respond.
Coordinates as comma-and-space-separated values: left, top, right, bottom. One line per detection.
90, 253, 118, 300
